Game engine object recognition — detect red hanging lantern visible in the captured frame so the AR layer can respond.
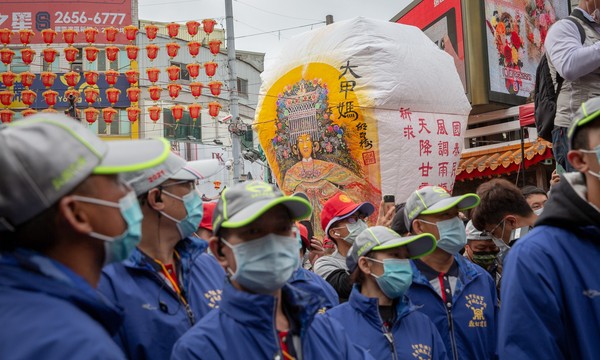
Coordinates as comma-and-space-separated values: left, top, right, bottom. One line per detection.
104, 69, 119, 86
63, 46, 79, 63
188, 103, 202, 120
19, 29, 34, 46
202, 19, 217, 35
146, 67, 160, 84
83, 107, 99, 124
208, 81, 222, 96
146, 44, 159, 61
84, 46, 99, 63
41, 29, 57, 45
149, 105, 161, 122
1, 71, 16, 87
64, 89, 80, 102
204, 61, 218, 77
127, 106, 140, 122
124, 25, 138, 42
21, 109, 37, 117
149, 86, 162, 101
104, 27, 119, 43
167, 83, 181, 99
0, 90, 13, 107
166, 22, 180, 38
20, 48, 35, 65
21, 89, 37, 106
166, 42, 180, 59
42, 90, 58, 108
187, 41, 201, 58
125, 69, 139, 85
208, 101, 221, 117
186, 20, 200, 37
19, 72, 35, 88
166, 65, 180, 82
126, 45, 139, 60
105, 88, 121, 105
84, 71, 99, 86
64, 71, 80, 87
0, 29, 12, 46
42, 48, 58, 64
126, 87, 141, 102
186, 63, 200, 79
189, 82, 203, 98
0, 109, 14, 124
84, 87, 100, 105
84, 27, 99, 43
41, 72, 57, 88
145, 24, 159, 41
171, 104, 184, 122
208, 40, 221, 56
105, 46, 119, 62
102, 107, 118, 124
62, 29, 78, 45
0, 48, 14, 65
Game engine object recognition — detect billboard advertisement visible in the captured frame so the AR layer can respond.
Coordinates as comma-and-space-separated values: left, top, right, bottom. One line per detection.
483, 0, 570, 104
0, 0, 132, 44
394, 0, 467, 93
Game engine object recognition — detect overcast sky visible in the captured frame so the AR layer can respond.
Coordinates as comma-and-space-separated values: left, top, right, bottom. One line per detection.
138, 0, 413, 54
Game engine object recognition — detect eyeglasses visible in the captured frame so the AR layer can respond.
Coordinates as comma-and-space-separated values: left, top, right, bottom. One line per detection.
159, 180, 196, 191
481, 218, 505, 240
344, 213, 367, 224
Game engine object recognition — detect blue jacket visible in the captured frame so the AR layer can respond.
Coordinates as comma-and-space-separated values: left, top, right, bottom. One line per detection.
171, 282, 375, 360
0, 249, 125, 359
327, 286, 449, 360
408, 255, 498, 360
98, 237, 226, 360
498, 173, 600, 359
288, 267, 339, 310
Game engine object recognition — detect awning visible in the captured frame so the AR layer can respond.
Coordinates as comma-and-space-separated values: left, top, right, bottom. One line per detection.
456, 138, 552, 181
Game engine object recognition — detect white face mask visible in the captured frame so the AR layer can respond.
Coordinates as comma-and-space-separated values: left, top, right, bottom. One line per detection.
533, 207, 544, 216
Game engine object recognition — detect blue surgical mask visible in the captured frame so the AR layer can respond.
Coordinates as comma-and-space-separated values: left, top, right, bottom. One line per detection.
221, 232, 299, 294
342, 219, 368, 244
72, 191, 143, 264
368, 258, 413, 299
420, 217, 467, 254
160, 189, 203, 239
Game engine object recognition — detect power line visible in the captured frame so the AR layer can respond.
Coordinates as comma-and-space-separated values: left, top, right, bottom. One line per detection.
233, 0, 322, 22
236, 21, 325, 39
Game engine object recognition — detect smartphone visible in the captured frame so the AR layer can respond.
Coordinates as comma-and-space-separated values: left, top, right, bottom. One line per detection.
383, 194, 395, 215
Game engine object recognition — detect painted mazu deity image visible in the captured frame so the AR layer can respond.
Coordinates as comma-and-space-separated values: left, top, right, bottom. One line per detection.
272, 78, 380, 237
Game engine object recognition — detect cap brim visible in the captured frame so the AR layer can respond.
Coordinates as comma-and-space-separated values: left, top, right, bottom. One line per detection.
172, 159, 220, 180
421, 193, 480, 215
325, 202, 375, 235
372, 232, 437, 259
93, 138, 171, 175
221, 196, 312, 229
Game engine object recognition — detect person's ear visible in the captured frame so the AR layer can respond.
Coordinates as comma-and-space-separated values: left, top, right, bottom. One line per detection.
329, 228, 339, 239
412, 219, 424, 234
147, 188, 165, 211
58, 196, 93, 235
209, 236, 229, 270
357, 256, 371, 276
567, 150, 590, 172
505, 215, 518, 230
464, 244, 473, 259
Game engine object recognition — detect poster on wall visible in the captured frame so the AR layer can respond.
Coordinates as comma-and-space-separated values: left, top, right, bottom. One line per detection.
0, 0, 132, 44
484, 0, 570, 104
394, 0, 467, 93
255, 18, 471, 238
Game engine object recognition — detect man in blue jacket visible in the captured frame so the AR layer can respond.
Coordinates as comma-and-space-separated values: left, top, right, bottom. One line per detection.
403, 186, 498, 360
171, 181, 373, 360
98, 153, 226, 360
498, 96, 600, 359
0, 114, 169, 359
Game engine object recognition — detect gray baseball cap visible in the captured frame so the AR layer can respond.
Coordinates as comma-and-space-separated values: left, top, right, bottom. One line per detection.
465, 220, 492, 241
0, 113, 170, 231
568, 96, 600, 149
124, 152, 220, 195
212, 181, 312, 235
404, 186, 479, 231
346, 226, 437, 272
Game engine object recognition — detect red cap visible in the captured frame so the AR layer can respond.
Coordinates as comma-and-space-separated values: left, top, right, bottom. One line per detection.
296, 222, 310, 249
320, 193, 374, 236
199, 201, 217, 231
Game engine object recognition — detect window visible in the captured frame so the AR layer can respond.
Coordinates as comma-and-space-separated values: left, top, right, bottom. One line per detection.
86, 109, 131, 136
42, 58, 58, 72
241, 125, 253, 149
171, 62, 190, 81
97, 50, 119, 71
237, 77, 248, 98
163, 108, 202, 140
11, 56, 30, 73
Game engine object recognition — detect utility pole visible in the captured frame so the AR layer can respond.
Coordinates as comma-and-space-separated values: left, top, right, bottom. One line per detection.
225, 0, 243, 183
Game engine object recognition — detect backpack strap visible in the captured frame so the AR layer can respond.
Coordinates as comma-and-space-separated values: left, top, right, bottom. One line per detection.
567, 9, 589, 45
